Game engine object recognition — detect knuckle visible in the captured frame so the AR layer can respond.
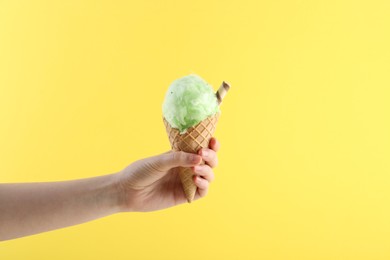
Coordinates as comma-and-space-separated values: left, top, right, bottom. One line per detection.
207, 149, 215, 158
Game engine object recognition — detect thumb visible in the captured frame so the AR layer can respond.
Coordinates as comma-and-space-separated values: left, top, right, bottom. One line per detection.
154, 151, 202, 171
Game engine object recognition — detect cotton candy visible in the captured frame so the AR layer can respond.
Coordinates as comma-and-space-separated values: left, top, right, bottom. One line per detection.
162, 74, 219, 133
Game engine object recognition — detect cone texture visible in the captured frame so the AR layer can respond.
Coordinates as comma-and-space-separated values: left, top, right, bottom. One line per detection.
163, 114, 219, 203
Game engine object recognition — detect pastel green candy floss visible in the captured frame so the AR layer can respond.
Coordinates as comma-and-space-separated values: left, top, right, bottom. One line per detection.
162, 74, 219, 134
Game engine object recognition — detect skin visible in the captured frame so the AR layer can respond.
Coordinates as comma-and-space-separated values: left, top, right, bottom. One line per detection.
0, 138, 220, 241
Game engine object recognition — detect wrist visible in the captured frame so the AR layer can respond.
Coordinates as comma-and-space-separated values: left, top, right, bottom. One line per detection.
111, 172, 135, 213
93, 173, 124, 215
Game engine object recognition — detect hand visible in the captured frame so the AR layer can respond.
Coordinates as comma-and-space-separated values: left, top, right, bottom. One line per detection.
116, 138, 220, 212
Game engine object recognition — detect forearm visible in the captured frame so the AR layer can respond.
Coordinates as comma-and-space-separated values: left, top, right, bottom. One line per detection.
0, 174, 121, 241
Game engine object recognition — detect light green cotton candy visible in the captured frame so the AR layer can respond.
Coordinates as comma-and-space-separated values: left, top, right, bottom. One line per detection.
163, 74, 219, 133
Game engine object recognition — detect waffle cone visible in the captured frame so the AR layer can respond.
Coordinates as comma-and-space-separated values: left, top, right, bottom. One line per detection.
163, 114, 219, 203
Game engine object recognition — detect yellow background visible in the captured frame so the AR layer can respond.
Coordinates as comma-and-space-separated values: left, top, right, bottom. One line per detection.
1, 0, 390, 259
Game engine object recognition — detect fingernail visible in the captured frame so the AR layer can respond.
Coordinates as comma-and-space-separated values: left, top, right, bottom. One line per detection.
202, 150, 209, 157
194, 165, 202, 172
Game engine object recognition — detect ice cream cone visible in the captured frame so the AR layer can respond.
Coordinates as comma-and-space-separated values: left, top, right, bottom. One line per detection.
163, 114, 219, 203
162, 80, 230, 203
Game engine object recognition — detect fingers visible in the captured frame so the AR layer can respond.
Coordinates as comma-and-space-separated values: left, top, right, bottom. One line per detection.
156, 138, 220, 172
194, 137, 218, 199
209, 137, 220, 152
192, 164, 214, 199
156, 151, 202, 171
193, 165, 215, 182
199, 148, 218, 168
193, 175, 209, 198
198, 137, 220, 168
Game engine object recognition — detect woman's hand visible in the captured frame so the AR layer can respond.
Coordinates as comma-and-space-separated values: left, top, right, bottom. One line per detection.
0, 139, 221, 240
116, 138, 220, 212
